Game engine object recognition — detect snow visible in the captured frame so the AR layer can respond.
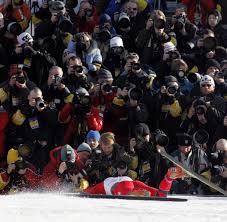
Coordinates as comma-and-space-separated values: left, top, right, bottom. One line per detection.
0, 193, 226, 222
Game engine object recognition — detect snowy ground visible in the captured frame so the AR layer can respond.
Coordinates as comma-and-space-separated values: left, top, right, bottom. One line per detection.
0, 193, 226, 222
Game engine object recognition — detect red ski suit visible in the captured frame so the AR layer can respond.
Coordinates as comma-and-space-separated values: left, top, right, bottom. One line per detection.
84, 175, 174, 197
41, 146, 85, 190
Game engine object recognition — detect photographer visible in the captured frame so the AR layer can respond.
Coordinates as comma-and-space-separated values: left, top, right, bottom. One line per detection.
14, 32, 56, 87
67, 32, 102, 79
136, 10, 170, 67
1, 0, 31, 31
41, 144, 86, 190
5, 87, 58, 148
115, 52, 147, 89
58, 87, 103, 146
149, 75, 185, 144
129, 123, 169, 188
0, 148, 40, 193
64, 55, 92, 92
170, 132, 210, 194
74, 0, 99, 34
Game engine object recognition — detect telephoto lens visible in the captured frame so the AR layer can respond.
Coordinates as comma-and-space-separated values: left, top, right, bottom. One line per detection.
36, 98, 45, 109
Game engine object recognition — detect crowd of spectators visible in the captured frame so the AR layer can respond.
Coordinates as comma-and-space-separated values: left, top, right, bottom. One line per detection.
0, 0, 226, 195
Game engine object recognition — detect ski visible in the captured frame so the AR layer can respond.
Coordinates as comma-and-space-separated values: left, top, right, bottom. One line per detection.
158, 147, 227, 196
63, 193, 188, 202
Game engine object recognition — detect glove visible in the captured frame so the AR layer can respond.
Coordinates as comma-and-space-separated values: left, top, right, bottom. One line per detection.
166, 166, 187, 180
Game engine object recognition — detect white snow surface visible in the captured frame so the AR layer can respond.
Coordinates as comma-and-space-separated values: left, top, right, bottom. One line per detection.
0, 193, 226, 222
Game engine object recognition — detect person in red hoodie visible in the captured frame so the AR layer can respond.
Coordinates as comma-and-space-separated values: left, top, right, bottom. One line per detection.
58, 87, 103, 145
74, 0, 99, 34
181, 0, 215, 26
84, 165, 186, 197
41, 144, 86, 190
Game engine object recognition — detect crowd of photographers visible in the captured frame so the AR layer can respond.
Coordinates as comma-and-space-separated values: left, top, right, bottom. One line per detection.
0, 0, 226, 195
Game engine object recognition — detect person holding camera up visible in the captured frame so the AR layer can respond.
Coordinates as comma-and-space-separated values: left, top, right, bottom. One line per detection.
136, 10, 170, 68
5, 87, 58, 150
67, 32, 102, 80
129, 123, 170, 188
170, 132, 210, 194
0, 0, 31, 31
73, 0, 99, 34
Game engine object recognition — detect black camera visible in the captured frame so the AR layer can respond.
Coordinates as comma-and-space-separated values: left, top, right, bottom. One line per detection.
166, 85, 178, 95
15, 159, 27, 171
118, 12, 130, 29
73, 93, 91, 107
102, 84, 117, 94
195, 105, 207, 115
128, 87, 142, 100
131, 63, 141, 71
58, 16, 73, 33
168, 50, 181, 60
98, 27, 111, 42
203, 36, 217, 52
16, 76, 26, 84
54, 76, 62, 84
72, 65, 83, 74
187, 72, 201, 83
212, 164, 227, 175
173, 15, 186, 30
154, 129, 169, 147
86, 149, 103, 173
84, 9, 93, 17
154, 18, 166, 29
215, 70, 227, 79
193, 129, 209, 145
35, 98, 45, 109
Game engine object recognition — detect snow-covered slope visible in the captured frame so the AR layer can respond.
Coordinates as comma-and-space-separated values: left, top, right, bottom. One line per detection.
0, 193, 226, 222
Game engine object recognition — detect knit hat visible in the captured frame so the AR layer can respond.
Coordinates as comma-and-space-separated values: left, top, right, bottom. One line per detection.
99, 14, 112, 27
164, 75, 178, 86
61, 144, 76, 163
86, 130, 101, 141
76, 87, 89, 96
98, 68, 113, 81
200, 75, 215, 87
134, 123, 150, 137
62, 49, 76, 64
205, 59, 220, 71
163, 41, 176, 54
77, 142, 92, 154
17, 32, 33, 45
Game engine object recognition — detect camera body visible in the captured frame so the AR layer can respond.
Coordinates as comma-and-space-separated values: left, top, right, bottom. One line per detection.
173, 14, 186, 31
16, 75, 26, 84
54, 76, 62, 85
35, 98, 45, 109
118, 12, 130, 29
101, 83, 117, 94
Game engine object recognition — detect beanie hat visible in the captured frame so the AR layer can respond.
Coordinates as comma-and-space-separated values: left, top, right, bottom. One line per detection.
17, 32, 33, 45
76, 87, 89, 96
62, 49, 76, 64
164, 75, 178, 85
61, 144, 76, 163
86, 130, 101, 141
99, 14, 112, 27
200, 75, 215, 87
205, 59, 220, 71
110, 36, 124, 48
77, 142, 92, 154
98, 68, 113, 81
163, 41, 176, 54
134, 123, 150, 137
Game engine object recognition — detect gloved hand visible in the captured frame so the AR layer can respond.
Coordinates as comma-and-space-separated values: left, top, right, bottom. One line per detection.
166, 166, 187, 180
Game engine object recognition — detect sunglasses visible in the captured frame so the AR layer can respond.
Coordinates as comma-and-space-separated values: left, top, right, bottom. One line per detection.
201, 84, 212, 87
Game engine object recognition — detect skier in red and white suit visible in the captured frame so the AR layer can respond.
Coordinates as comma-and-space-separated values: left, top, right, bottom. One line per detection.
84, 166, 185, 197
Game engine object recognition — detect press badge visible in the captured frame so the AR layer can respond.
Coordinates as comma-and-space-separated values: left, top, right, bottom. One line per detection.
142, 162, 151, 174
12, 96, 19, 106
28, 117, 39, 130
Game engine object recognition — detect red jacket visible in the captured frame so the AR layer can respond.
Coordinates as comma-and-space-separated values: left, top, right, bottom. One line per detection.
0, 111, 9, 158
182, 0, 215, 26
58, 104, 103, 144
74, 7, 99, 34
41, 146, 85, 189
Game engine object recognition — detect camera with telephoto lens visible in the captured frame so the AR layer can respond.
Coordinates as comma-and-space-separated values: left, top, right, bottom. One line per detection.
15, 159, 27, 171
98, 27, 111, 42
35, 98, 45, 109
166, 83, 178, 95
131, 62, 141, 71
188, 72, 201, 83
118, 12, 130, 29
173, 14, 186, 30
73, 93, 91, 107
54, 76, 62, 85
193, 129, 209, 145
102, 84, 117, 94
86, 149, 103, 172
16, 75, 26, 84
212, 163, 227, 175
193, 98, 207, 115
154, 129, 169, 147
